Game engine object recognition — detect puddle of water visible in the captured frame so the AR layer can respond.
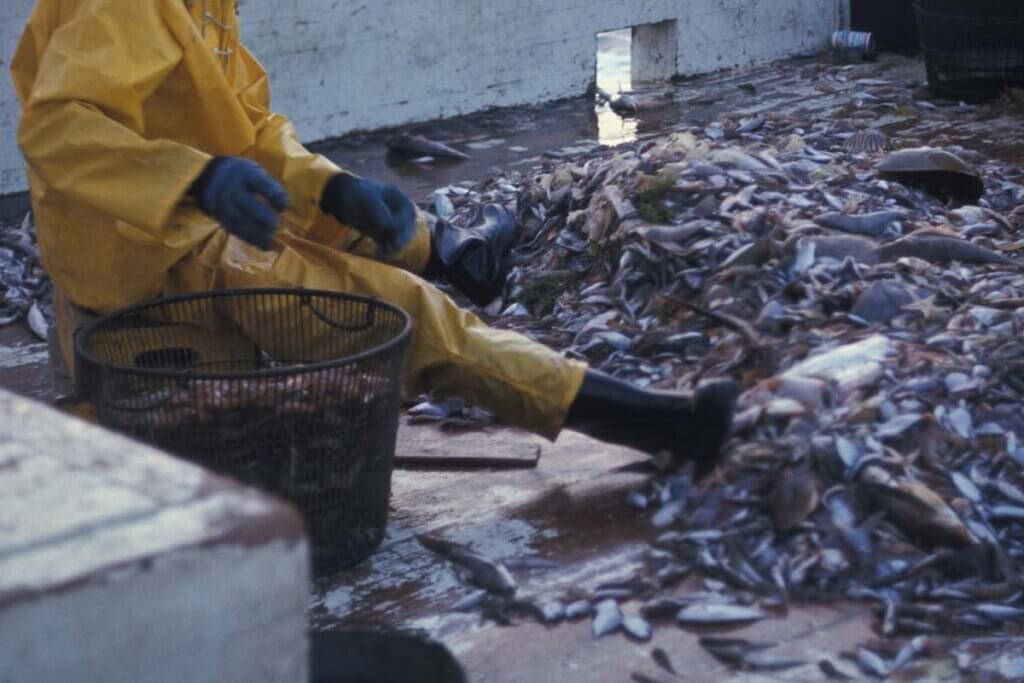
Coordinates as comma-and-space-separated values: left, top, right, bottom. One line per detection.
596, 28, 638, 146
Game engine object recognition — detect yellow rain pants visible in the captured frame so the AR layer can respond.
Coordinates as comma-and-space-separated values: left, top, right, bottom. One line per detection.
12, 0, 586, 438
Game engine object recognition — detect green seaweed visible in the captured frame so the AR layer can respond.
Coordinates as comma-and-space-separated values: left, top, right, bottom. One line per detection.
516, 270, 577, 314
634, 175, 676, 224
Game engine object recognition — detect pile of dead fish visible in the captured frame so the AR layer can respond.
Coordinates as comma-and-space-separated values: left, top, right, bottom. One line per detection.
418, 77, 1024, 678
0, 212, 51, 340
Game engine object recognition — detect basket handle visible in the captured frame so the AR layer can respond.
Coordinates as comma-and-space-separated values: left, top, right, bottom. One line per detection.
302, 293, 376, 332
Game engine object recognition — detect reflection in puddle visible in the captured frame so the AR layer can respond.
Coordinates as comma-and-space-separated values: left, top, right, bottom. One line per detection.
597, 109, 638, 147
596, 28, 638, 146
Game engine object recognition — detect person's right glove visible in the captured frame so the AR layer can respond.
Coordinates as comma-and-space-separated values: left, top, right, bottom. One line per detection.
320, 174, 417, 257
190, 157, 289, 250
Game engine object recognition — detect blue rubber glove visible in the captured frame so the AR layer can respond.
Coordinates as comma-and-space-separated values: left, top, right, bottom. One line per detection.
321, 174, 416, 257
190, 157, 289, 250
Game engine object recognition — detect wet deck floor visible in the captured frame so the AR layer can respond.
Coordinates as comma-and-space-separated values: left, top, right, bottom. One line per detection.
4, 53, 1024, 681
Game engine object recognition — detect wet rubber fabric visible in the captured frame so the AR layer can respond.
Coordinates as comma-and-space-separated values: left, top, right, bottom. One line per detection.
13, 0, 586, 438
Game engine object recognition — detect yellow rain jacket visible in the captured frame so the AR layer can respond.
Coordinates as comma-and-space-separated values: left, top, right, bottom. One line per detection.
12, 0, 585, 437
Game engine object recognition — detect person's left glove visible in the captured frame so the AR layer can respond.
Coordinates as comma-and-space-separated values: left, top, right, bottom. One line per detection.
190, 157, 289, 250
320, 174, 417, 257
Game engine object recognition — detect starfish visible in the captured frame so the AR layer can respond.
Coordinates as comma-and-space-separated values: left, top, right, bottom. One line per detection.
901, 293, 948, 321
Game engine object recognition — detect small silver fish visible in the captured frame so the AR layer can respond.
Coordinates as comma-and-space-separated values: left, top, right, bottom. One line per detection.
592, 599, 623, 638
26, 302, 48, 340
433, 192, 456, 219
565, 599, 593, 621
539, 601, 566, 624
855, 647, 889, 679
451, 591, 488, 612
622, 615, 653, 642
677, 603, 765, 625
814, 211, 904, 237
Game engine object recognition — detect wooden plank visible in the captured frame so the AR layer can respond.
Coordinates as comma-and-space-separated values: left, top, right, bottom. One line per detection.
395, 427, 542, 469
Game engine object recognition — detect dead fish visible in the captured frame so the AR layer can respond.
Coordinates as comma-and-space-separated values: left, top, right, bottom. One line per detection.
451, 590, 488, 612
592, 599, 623, 638
631, 674, 668, 683
854, 647, 890, 679
539, 600, 566, 624
641, 597, 687, 621
433, 192, 456, 219
677, 604, 765, 626
738, 115, 767, 134
814, 211, 904, 237
408, 398, 463, 420
806, 235, 880, 265
742, 651, 806, 672
819, 659, 855, 680
972, 603, 1024, 622
876, 232, 1019, 268
417, 535, 517, 596
451, 550, 517, 596
565, 600, 593, 620
27, 302, 48, 340
651, 648, 676, 675
890, 636, 928, 673
845, 129, 888, 154
623, 615, 654, 642
652, 499, 686, 528
699, 637, 774, 666
851, 281, 915, 324
387, 133, 469, 161
769, 467, 820, 533
502, 556, 561, 571
861, 478, 976, 548
951, 471, 982, 504
633, 223, 706, 252
610, 94, 640, 116
991, 505, 1024, 521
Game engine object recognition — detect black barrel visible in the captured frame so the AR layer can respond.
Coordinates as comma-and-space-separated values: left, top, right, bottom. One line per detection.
915, 0, 1024, 100
852, 0, 919, 53
76, 288, 411, 574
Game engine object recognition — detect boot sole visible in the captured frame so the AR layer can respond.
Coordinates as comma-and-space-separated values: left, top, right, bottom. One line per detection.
686, 379, 739, 479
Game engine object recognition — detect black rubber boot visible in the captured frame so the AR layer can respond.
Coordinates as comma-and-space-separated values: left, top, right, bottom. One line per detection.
565, 370, 738, 478
425, 204, 521, 307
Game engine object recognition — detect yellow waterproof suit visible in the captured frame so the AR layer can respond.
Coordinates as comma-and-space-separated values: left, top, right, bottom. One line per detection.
12, 0, 586, 437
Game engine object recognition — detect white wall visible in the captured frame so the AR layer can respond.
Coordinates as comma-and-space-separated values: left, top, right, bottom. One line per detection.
1, 0, 29, 195
1, 0, 838, 195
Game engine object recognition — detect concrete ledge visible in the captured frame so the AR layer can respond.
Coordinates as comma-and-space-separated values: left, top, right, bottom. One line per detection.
0, 390, 310, 682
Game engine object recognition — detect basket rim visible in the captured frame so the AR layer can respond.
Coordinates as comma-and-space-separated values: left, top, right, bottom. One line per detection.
914, 2, 1024, 24
75, 287, 412, 381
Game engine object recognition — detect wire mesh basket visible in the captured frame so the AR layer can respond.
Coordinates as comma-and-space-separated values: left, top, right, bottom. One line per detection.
915, 0, 1024, 101
75, 288, 411, 574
